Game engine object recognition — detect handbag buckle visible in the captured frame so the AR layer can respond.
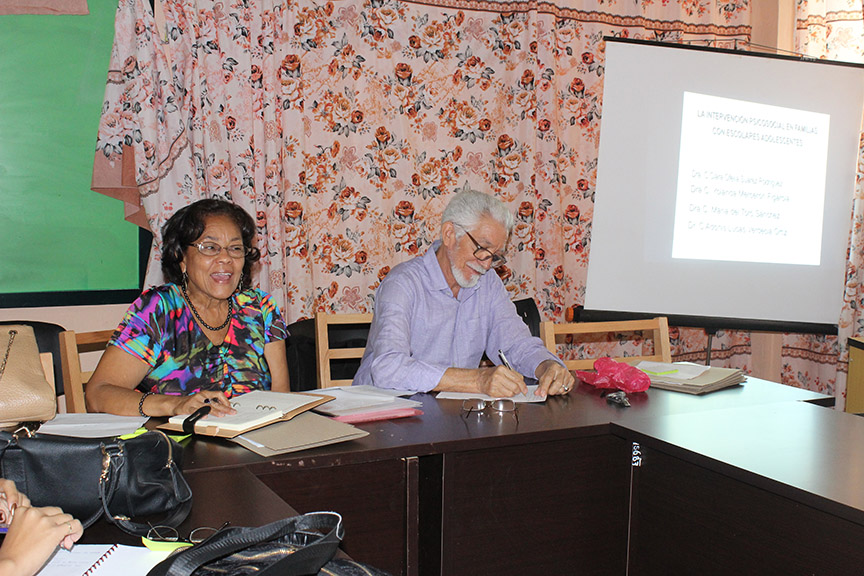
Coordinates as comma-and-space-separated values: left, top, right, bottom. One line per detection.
11, 425, 34, 440
100, 443, 124, 483
100, 446, 111, 483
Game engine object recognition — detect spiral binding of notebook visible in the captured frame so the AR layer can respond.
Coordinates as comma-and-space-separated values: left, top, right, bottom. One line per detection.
82, 544, 119, 576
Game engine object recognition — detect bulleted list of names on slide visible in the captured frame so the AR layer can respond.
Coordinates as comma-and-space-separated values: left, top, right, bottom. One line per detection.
673, 92, 829, 266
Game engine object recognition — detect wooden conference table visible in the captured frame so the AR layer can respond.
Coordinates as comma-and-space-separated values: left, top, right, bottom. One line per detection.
89, 378, 864, 575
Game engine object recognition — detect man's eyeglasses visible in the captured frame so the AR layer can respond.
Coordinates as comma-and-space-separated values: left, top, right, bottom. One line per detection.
461, 398, 517, 416
457, 226, 507, 268
190, 242, 248, 259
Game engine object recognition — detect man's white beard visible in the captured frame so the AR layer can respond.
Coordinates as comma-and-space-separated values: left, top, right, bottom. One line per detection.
451, 261, 487, 289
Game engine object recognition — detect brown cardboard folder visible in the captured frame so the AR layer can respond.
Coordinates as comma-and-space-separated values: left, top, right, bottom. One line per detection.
230, 412, 369, 456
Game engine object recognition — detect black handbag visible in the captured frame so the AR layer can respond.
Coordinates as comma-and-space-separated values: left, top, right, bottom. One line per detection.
0, 428, 192, 535
147, 512, 391, 576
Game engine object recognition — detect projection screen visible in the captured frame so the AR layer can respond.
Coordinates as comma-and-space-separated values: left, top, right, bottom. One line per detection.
584, 39, 864, 333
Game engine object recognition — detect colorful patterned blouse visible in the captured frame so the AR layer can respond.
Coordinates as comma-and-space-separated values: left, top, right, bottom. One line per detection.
110, 284, 288, 398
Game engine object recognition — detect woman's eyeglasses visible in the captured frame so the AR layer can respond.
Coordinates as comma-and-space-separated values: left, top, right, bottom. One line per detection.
145, 522, 229, 549
190, 242, 248, 259
461, 398, 517, 416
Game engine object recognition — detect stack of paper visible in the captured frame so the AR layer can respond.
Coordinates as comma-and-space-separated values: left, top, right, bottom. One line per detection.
312, 385, 423, 422
38, 414, 147, 438
635, 361, 746, 395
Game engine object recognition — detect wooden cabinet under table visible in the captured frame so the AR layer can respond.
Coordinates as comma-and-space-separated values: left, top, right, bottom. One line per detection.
253, 457, 416, 576
439, 434, 630, 576
179, 390, 637, 576
247, 421, 630, 576
627, 446, 864, 575
619, 400, 864, 575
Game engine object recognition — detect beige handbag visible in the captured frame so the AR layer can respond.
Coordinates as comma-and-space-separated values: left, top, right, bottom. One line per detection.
0, 325, 56, 429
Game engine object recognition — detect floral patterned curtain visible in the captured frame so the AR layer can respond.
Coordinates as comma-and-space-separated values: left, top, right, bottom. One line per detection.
97, 1, 780, 379
793, 0, 864, 408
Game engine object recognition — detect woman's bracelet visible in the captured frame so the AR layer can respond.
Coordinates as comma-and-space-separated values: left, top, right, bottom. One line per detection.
138, 391, 156, 417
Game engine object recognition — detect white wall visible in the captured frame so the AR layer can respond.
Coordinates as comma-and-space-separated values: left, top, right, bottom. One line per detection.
0, 303, 130, 333
0, 303, 131, 374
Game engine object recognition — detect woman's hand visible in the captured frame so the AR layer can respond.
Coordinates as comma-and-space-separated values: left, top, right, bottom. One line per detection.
171, 392, 236, 417
0, 479, 29, 512
0, 504, 82, 576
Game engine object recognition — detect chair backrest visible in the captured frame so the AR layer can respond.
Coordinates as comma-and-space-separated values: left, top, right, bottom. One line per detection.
513, 297, 542, 338
58, 329, 115, 413
314, 313, 373, 388
285, 317, 317, 392
540, 317, 672, 371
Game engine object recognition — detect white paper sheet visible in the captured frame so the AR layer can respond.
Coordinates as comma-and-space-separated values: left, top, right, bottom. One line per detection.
38, 414, 147, 438
435, 385, 547, 403
635, 361, 710, 381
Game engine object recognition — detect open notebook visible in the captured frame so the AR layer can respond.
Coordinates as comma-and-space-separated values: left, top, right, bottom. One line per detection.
159, 390, 332, 438
37, 544, 170, 576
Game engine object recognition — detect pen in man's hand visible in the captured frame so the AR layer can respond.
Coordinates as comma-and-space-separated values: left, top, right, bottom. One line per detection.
498, 349, 514, 371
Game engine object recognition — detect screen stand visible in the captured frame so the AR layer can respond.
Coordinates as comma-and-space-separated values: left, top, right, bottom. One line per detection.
705, 327, 717, 366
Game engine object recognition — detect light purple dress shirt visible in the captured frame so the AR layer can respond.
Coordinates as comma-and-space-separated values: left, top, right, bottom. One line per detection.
353, 241, 562, 392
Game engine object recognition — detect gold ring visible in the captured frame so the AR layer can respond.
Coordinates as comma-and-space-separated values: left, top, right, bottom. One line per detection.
67, 521, 73, 534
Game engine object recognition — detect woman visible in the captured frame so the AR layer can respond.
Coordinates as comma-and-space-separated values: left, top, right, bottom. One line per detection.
87, 199, 289, 417
0, 479, 83, 576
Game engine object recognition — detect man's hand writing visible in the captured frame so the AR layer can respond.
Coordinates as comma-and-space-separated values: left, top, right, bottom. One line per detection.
478, 365, 528, 398
536, 360, 574, 396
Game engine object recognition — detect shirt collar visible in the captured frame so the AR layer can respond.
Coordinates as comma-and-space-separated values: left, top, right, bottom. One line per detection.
422, 240, 480, 300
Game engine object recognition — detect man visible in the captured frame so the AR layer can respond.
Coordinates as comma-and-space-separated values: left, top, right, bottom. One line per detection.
353, 190, 574, 397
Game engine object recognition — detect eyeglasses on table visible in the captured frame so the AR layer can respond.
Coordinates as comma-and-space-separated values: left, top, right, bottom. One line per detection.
144, 521, 230, 550
461, 398, 517, 416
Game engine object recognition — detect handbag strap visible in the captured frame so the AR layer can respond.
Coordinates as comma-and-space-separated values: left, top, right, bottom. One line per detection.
161, 512, 343, 576
98, 431, 193, 536
0, 329, 17, 382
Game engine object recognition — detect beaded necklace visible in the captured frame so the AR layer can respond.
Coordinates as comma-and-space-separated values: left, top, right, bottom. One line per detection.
182, 281, 233, 331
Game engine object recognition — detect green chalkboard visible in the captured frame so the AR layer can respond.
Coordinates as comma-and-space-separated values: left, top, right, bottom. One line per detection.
0, 0, 144, 307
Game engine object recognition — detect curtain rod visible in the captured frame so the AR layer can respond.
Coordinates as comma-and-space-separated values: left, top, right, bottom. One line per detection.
680, 38, 816, 61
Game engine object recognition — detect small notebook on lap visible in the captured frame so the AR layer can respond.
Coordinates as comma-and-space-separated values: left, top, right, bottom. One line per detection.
158, 390, 332, 438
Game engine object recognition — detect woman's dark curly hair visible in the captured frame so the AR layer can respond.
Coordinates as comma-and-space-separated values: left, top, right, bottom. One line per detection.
161, 199, 260, 290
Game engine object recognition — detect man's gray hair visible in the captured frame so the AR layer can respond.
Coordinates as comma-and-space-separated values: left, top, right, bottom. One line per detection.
441, 190, 515, 238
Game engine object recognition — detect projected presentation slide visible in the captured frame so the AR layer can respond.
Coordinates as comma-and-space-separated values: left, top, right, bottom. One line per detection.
586, 39, 864, 328
672, 92, 830, 266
